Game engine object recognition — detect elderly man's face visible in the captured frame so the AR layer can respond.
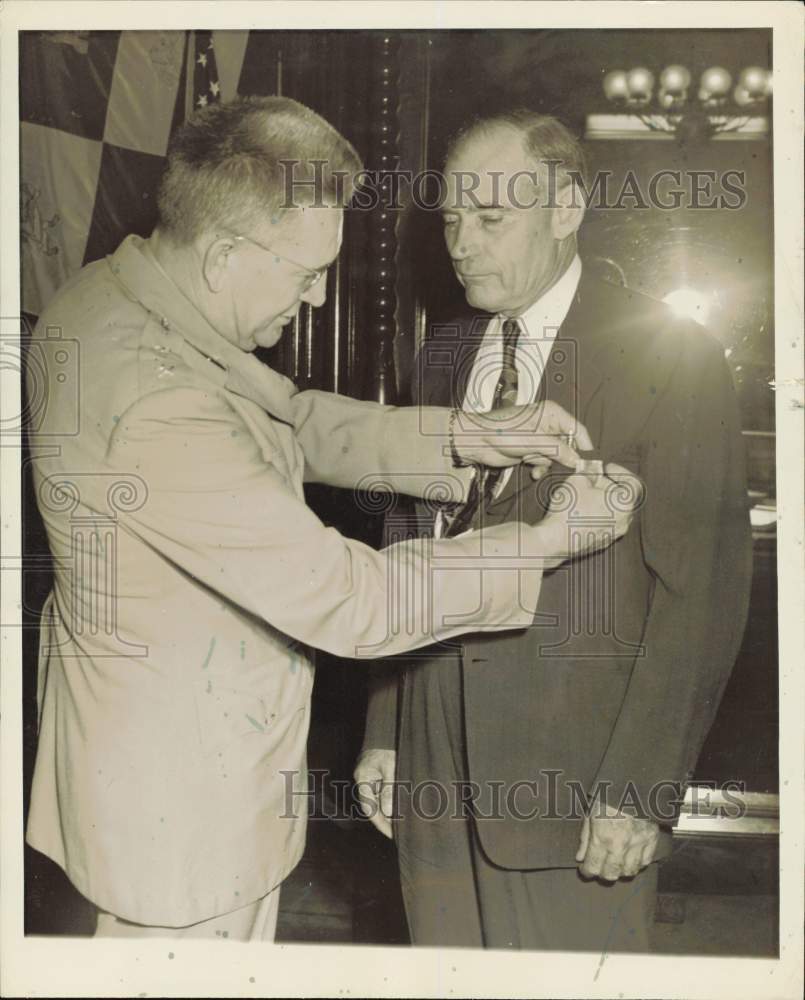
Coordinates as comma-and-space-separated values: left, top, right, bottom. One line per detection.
442, 128, 572, 317
224, 205, 342, 351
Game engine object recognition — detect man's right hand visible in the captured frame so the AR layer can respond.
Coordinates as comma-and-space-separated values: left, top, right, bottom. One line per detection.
354, 748, 396, 839
530, 462, 644, 568
452, 401, 592, 474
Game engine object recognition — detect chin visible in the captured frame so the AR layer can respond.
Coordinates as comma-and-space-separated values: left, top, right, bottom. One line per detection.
464, 287, 503, 313
459, 275, 506, 313
253, 324, 287, 350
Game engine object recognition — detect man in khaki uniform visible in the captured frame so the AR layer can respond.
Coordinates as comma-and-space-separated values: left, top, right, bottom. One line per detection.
25, 96, 635, 940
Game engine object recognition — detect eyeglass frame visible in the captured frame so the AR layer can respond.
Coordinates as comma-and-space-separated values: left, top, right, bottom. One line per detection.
230, 233, 330, 291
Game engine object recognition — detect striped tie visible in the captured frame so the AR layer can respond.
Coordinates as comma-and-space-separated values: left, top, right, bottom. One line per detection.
444, 318, 522, 538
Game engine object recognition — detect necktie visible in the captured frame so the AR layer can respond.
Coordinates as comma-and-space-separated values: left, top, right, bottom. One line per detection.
443, 318, 522, 538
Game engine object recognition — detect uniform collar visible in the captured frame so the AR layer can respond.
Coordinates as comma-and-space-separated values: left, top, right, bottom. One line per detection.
107, 234, 298, 424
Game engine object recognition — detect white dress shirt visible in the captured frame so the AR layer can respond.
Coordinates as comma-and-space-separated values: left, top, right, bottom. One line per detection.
436, 255, 583, 538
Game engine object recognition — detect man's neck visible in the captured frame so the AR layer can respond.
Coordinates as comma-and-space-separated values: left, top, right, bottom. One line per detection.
147, 229, 195, 292
502, 240, 578, 319
147, 229, 226, 335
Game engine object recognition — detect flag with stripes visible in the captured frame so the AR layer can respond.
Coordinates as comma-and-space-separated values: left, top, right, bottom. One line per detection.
20, 30, 248, 316
191, 30, 222, 112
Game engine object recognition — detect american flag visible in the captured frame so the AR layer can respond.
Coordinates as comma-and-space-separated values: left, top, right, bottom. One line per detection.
191, 30, 221, 113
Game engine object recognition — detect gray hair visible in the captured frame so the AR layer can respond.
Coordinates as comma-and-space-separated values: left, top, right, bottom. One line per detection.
445, 109, 589, 192
157, 95, 363, 244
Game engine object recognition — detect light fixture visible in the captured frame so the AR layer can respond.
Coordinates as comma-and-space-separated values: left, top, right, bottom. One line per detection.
599, 64, 772, 143
699, 66, 732, 105
625, 67, 655, 105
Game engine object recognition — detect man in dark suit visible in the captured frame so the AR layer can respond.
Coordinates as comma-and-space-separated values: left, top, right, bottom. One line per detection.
355, 111, 753, 951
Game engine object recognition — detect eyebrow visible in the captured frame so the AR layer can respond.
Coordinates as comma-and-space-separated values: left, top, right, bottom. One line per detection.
441, 203, 508, 214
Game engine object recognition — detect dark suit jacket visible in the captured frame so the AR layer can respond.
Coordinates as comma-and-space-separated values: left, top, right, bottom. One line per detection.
363, 271, 753, 869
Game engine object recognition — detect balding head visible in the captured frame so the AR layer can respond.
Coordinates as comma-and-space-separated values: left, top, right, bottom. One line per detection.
446, 110, 588, 201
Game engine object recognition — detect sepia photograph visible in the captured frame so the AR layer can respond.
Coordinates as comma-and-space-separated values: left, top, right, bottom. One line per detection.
1, 2, 802, 998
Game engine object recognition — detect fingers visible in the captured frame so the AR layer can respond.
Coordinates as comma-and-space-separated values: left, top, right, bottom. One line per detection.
538, 402, 594, 451
500, 434, 579, 468
354, 770, 381, 819
603, 462, 645, 508
370, 808, 393, 840
603, 461, 634, 479
355, 773, 394, 839
355, 750, 396, 839
622, 843, 645, 879
578, 840, 609, 880
458, 403, 596, 471
600, 855, 626, 883
554, 437, 583, 469
595, 838, 655, 881
577, 426, 594, 451
557, 467, 642, 549
474, 402, 593, 469
581, 844, 631, 882
379, 781, 394, 829
523, 453, 552, 481
575, 816, 591, 863
520, 436, 578, 468
577, 809, 660, 881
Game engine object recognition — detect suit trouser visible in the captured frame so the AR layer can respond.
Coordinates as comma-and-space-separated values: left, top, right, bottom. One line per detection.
94, 883, 280, 941
394, 653, 658, 951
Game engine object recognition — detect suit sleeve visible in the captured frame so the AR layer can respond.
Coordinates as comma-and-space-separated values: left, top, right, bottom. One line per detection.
105, 385, 544, 662
592, 333, 753, 822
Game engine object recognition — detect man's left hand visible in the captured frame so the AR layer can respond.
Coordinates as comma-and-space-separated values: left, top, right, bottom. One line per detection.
575, 802, 660, 882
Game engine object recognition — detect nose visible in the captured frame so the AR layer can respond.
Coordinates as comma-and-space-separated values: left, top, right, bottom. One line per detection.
301, 272, 327, 308
446, 217, 477, 262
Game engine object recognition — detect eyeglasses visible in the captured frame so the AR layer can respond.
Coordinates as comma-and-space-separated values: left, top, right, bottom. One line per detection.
231, 233, 329, 291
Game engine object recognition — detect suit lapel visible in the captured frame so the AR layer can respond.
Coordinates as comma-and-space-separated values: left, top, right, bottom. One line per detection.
419, 314, 491, 408
543, 274, 616, 416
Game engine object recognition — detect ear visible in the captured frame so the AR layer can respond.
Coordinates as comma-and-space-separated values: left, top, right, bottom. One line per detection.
202, 236, 237, 293
551, 182, 585, 241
